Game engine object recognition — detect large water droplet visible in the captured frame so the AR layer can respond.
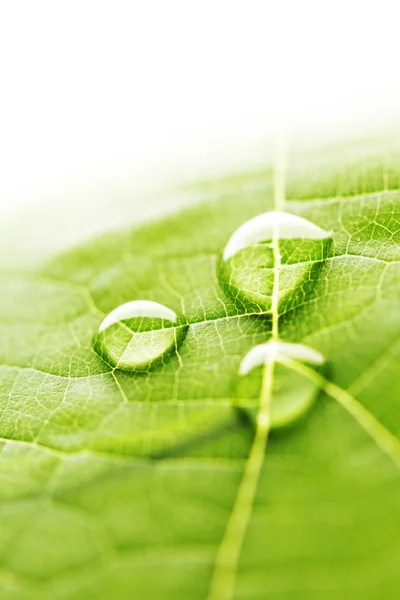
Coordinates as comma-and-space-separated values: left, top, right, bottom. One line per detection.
219, 211, 332, 314
234, 340, 325, 429
93, 300, 188, 372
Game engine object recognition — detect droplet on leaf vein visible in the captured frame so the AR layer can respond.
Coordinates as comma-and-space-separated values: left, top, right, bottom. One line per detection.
219, 211, 333, 314
234, 340, 326, 429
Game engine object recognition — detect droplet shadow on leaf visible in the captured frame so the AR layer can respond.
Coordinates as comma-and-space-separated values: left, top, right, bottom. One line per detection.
151, 411, 254, 460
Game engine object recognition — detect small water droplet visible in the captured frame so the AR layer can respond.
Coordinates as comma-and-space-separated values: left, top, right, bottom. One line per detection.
234, 340, 325, 428
93, 300, 188, 372
219, 211, 332, 313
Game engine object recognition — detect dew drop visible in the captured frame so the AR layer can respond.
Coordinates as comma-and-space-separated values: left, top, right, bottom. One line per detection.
93, 300, 188, 372
219, 211, 332, 313
234, 340, 326, 429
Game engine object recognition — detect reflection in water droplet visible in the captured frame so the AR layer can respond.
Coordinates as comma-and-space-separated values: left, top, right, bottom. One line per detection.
219, 211, 332, 314
234, 341, 325, 429
93, 300, 188, 372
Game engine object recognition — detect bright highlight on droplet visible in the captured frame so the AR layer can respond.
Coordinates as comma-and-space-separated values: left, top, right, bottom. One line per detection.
234, 340, 326, 429
219, 210, 333, 314
223, 211, 332, 261
98, 300, 177, 333
239, 340, 325, 375
93, 300, 188, 372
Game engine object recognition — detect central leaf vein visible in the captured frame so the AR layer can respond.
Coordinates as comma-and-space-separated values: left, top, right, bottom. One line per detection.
206, 137, 287, 600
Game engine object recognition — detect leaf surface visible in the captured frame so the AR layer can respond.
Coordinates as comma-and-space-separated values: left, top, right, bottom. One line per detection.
0, 144, 399, 599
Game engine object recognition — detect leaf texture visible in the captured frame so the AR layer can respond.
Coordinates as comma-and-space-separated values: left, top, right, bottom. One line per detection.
0, 142, 399, 599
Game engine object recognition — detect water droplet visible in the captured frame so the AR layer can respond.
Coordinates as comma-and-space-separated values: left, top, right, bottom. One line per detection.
93, 300, 188, 372
219, 211, 332, 313
234, 340, 325, 429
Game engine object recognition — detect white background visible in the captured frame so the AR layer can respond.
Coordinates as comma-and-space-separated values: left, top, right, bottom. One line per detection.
1, 0, 400, 262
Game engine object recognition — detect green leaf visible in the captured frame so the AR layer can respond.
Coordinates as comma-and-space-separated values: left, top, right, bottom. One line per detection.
0, 140, 400, 599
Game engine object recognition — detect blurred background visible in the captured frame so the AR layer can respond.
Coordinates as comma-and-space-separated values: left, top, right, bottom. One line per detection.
1, 0, 400, 265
